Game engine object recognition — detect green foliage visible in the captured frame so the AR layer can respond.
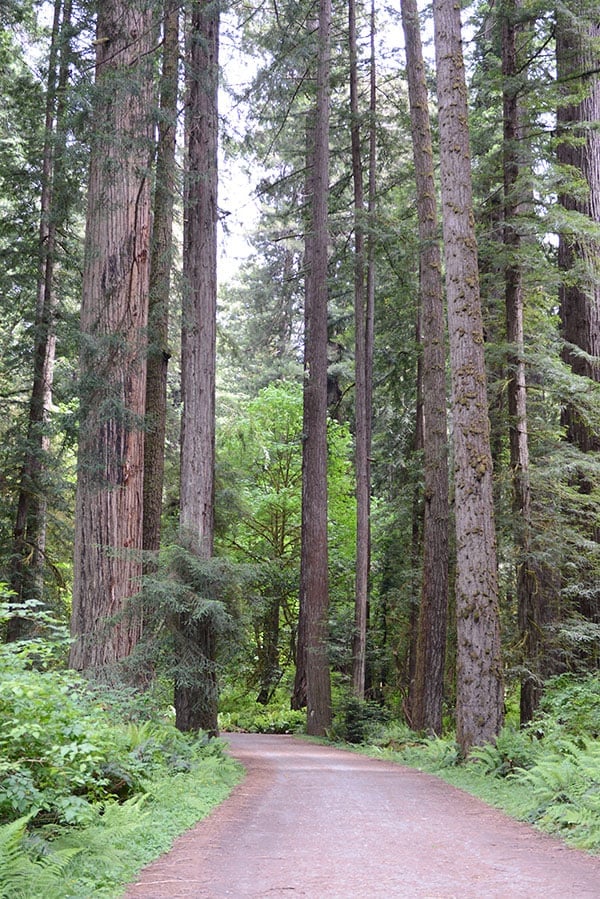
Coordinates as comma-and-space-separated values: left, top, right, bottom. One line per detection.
511, 739, 600, 851
0, 596, 70, 667
216, 381, 357, 696
0, 815, 80, 899
328, 695, 390, 745
536, 672, 600, 736
0, 605, 243, 897
137, 545, 248, 701
42, 760, 242, 898
468, 726, 539, 777
0, 608, 224, 827
219, 684, 305, 734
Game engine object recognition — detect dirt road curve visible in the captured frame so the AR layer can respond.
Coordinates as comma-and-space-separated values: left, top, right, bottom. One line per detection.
126, 732, 600, 898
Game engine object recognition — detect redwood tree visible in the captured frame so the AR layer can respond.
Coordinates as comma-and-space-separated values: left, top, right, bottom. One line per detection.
401, 0, 449, 735
176, 0, 220, 734
8, 0, 72, 636
349, 0, 376, 700
296, 0, 333, 736
143, 0, 179, 561
70, 0, 154, 672
433, 0, 504, 752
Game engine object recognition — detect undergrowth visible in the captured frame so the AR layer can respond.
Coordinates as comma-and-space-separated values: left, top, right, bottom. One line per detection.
0, 597, 243, 898
218, 684, 305, 734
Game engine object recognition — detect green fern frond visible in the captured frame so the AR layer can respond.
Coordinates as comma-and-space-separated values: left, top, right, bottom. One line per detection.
0, 815, 80, 899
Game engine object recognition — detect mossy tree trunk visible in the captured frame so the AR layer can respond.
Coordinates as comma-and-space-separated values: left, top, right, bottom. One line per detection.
433, 0, 504, 753
402, 0, 450, 736
298, 0, 332, 736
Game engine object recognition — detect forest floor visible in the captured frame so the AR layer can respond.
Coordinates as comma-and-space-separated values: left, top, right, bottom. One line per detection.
125, 732, 600, 898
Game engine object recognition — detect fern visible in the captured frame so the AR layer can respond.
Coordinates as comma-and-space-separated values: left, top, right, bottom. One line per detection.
511, 738, 600, 850
0, 815, 80, 899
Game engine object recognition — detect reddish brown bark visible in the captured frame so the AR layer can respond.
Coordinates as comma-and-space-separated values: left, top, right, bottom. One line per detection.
70, 1, 153, 671
298, 0, 333, 736
143, 0, 179, 560
176, 0, 220, 734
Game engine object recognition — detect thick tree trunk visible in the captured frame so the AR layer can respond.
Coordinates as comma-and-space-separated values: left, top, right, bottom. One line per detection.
70, 0, 153, 672
401, 0, 450, 736
143, 0, 179, 560
176, 0, 219, 735
433, 0, 504, 753
556, 3, 600, 623
298, 0, 333, 736
557, 5, 600, 451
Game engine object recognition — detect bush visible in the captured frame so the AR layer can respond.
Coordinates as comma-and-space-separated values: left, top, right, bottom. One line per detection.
468, 725, 539, 777
536, 673, 600, 737
218, 684, 305, 733
0, 640, 217, 826
329, 696, 390, 744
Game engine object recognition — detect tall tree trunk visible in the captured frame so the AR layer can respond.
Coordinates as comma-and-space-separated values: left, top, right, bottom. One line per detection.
143, 0, 179, 560
557, 4, 600, 457
500, 0, 543, 724
401, 0, 450, 736
176, 0, 219, 734
297, 0, 333, 736
8, 0, 71, 638
433, 0, 504, 753
70, 0, 153, 672
349, 0, 375, 700
556, 2, 600, 625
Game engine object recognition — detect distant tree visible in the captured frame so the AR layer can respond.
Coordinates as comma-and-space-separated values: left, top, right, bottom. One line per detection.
498, 0, 547, 724
70, 0, 154, 671
433, 0, 504, 752
349, 0, 376, 701
176, 0, 220, 734
8, 0, 73, 637
294, 0, 333, 735
143, 0, 179, 561
557, 2, 600, 464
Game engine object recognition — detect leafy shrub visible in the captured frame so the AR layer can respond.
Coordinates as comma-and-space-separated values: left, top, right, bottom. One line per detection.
329, 696, 390, 744
536, 673, 600, 737
0, 647, 216, 826
219, 684, 305, 733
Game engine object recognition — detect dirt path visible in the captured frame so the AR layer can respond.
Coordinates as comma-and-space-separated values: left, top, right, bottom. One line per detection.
126, 732, 600, 898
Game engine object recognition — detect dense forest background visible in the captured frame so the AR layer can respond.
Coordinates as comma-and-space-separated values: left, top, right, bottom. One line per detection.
1, 0, 599, 766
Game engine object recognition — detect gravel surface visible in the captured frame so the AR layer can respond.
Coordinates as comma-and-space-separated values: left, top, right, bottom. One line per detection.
125, 732, 600, 898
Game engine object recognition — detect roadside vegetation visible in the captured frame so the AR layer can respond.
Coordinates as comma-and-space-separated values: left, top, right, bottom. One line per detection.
2, 599, 599, 899
0, 599, 242, 899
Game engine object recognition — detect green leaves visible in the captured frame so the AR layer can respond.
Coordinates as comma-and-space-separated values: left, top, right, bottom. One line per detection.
0, 815, 81, 899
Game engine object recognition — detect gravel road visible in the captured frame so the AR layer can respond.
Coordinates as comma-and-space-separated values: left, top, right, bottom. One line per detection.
125, 732, 600, 898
